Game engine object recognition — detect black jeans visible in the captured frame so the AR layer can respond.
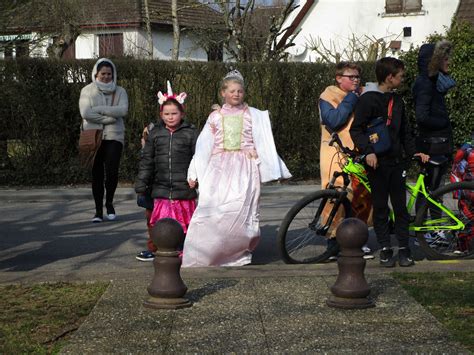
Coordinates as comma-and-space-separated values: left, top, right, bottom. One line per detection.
368, 164, 410, 249
92, 140, 123, 214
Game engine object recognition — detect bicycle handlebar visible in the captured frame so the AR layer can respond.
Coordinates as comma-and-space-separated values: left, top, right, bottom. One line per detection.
329, 132, 444, 168
328, 132, 366, 163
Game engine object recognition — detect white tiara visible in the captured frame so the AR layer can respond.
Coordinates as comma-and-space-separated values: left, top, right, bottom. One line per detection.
223, 69, 244, 84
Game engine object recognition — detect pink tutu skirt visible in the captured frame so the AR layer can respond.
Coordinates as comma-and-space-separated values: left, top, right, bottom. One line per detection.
149, 198, 196, 233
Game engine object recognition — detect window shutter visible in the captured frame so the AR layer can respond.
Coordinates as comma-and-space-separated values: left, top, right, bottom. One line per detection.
404, 0, 422, 12
62, 41, 76, 59
385, 0, 403, 13
99, 34, 124, 57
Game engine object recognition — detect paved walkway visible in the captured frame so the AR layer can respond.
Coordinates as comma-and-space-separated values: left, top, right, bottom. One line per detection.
1, 186, 472, 353
59, 264, 472, 354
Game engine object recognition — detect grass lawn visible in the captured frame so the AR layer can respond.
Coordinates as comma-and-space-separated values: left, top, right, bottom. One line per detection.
393, 271, 474, 352
0, 281, 108, 354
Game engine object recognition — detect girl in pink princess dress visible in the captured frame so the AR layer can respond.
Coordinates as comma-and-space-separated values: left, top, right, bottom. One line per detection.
135, 82, 198, 255
182, 70, 292, 267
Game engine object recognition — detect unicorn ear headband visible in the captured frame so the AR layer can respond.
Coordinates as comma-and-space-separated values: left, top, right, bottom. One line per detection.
157, 80, 187, 106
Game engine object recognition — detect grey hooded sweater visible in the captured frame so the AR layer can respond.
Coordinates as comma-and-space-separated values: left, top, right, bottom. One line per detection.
79, 58, 128, 145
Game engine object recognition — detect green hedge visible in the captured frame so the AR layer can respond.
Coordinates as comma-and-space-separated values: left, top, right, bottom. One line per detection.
0, 21, 471, 186
0, 59, 378, 185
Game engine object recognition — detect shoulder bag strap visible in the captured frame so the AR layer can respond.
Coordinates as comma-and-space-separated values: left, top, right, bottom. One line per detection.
386, 97, 394, 126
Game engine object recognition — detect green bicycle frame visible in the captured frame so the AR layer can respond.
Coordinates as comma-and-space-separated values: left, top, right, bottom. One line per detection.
341, 157, 465, 233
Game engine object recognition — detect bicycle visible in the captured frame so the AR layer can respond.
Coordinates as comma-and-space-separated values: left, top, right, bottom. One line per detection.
278, 132, 474, 263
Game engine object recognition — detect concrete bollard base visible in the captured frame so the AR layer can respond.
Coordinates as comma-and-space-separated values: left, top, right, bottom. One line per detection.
326, 295, 375, 309
143, 296, 192, 310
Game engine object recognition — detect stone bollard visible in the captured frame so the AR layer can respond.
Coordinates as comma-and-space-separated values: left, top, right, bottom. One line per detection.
326, 218, 375, 309
143, 218, 192, 309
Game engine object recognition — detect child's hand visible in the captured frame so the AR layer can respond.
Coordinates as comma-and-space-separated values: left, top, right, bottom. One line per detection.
414, 152, 430, 163
141, 127, 149, 148
188, 179, 197, 189
366, 153, 378, 169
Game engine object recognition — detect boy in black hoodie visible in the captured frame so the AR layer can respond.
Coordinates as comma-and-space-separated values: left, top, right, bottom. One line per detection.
350, 57, 429, 267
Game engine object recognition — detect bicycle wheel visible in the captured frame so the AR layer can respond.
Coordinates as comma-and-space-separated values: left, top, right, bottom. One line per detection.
415, 181, 474, 259
277, 189, 351, 264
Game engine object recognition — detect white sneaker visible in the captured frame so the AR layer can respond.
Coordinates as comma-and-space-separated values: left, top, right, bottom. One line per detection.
424, 231, 449, 247
92, 215, 103, 223
362, 245, 374, 259
106, 205, 116, 221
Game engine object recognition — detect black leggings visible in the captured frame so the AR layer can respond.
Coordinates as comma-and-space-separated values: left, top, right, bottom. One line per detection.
92, 140, 123, 213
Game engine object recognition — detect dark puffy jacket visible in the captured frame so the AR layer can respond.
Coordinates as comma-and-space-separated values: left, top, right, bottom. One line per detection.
135, 120, 198, 200
412, 43, 452, 153
350, 90, 416, 165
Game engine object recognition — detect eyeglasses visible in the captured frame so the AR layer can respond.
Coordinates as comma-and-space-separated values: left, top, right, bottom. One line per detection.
340, 75, 361, 81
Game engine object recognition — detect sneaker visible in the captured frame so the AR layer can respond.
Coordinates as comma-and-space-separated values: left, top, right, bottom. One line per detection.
326, 239, 339, 261
398, 247, 415, 267
379, 247, 396, 267
106, 205, 116, 221
92, 214, 103, 223
362, 245, 375, 260
136, 250, 155, 261
423, 231, 449, 247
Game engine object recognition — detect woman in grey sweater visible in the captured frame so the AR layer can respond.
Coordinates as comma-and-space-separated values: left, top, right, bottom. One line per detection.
79, 58, 128, 222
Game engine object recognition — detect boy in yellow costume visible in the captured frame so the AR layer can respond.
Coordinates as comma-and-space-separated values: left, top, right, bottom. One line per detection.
319, 62, 372, 259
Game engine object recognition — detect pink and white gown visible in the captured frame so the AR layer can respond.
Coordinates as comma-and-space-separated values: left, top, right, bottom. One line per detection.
182, 104, 292, 267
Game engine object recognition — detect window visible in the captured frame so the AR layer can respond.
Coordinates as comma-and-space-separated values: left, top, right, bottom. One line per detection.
0, 41, 28, 59
385, 0, 422, 14
1, 43, 13, 59
98, 33, 123, 57
207, 44, 223, 62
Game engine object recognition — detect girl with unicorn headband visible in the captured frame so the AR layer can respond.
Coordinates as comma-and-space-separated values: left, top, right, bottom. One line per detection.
182, 69, 292, 267
135, 81, 198, 261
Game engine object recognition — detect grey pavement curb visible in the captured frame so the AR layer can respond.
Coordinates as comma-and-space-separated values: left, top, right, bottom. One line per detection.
3, 260, 474, 284
0, 184, 320, 202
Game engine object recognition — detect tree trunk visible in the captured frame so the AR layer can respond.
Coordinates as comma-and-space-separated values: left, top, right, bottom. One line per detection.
171, 0, 180, 61
143, 0, 153, 58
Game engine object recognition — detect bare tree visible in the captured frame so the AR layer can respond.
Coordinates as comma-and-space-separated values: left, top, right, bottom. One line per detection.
190, 1, 298, 62
306, 33, 399, 63
171, 0, 180, 60
258, 2, 298, 62
215, 0, 255, 62
0, 0, 83, 59
143, 0, 154, 58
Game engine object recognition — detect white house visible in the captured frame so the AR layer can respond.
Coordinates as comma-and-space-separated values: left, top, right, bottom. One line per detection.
278, 0, 466, 62
0, 0, 224, 61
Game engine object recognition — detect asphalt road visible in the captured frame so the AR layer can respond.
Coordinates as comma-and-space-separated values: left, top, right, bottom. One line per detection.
0, 188, 321, 282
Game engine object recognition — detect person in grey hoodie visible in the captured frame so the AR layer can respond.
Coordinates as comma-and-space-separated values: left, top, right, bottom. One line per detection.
79, 58, 129, 223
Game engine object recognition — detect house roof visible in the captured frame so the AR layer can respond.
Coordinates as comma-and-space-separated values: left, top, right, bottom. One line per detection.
80, 0, 223, 29
456, 0, 474, 25
1, 0, 223, 34
145, 0, 223, 29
